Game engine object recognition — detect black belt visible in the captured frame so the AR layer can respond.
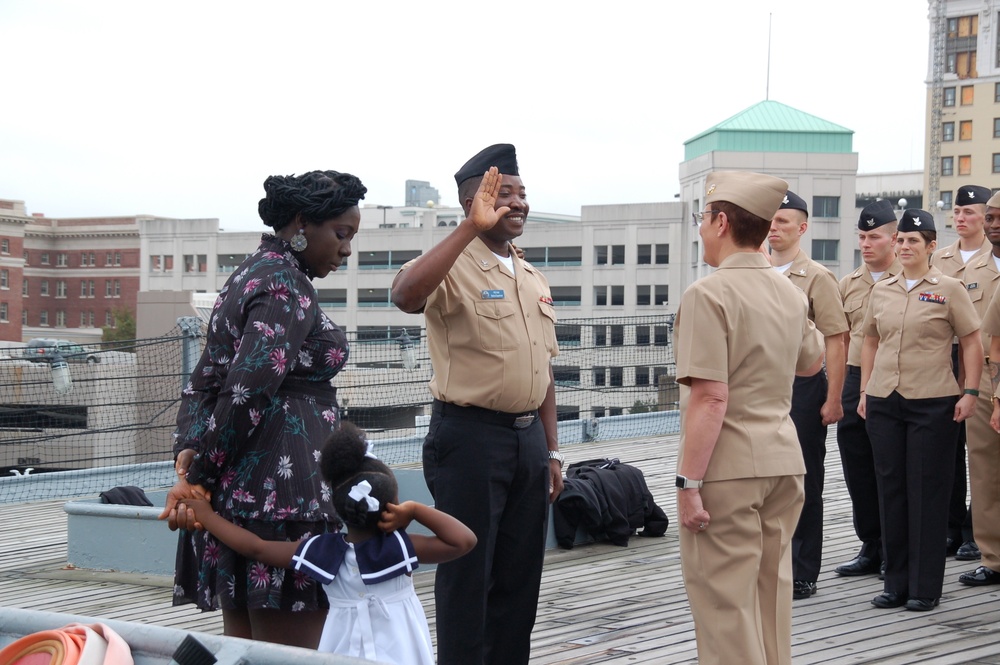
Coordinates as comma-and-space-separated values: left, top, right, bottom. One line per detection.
433, 399, 538, 429
848, 365, 861, 376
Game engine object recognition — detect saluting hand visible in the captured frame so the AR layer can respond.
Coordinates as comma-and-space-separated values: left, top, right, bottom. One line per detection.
467, 167, 510, 232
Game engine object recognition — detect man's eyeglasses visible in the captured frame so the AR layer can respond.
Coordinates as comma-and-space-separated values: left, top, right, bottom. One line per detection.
692, 210, 721, 226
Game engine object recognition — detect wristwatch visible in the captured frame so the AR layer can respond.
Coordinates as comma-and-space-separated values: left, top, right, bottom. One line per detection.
548, 450, 565, 468
675, 475, 704, 489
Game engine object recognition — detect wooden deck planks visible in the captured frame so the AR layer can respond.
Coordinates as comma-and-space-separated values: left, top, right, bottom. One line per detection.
2, 430, 1000, 664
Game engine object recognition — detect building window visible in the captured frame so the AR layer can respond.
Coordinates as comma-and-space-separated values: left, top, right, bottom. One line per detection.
609, 367, 623, 387
654, 325, 670, 346
56, 280, 66, 298
637, 245, 651, 265
88, 280, 95, 297
944, 87, 956, 107
40, 311, 49, 326
105, 310, 113, 326
611, 245, 625, 265
40, 280, 49, 296
0, 270, 7, 289
0, 239, 7, 254
636, 285, 650, 306
56, 253, 67, 267
80, 281, 88, 297
114, 280, 121, 297
610, 285, 624, 306
594, 286, 607, 306
943, 122, 955, 141
610, 325, 624, 346
0, 303, 7, 322
593, 325, 607, 346
55, 310, 66, 327
89, 252, 96, 266
993, 154, 1000, 174
22, 279, 27, 297
995, 119, 1000, 138
106, 252, 113, 266
635, 366, 650, 386
960, 120, 973, 140
551, 286, 581, 306
593, 366, 606, 387
812, 196, 840, 218
105, 280, 111, 297
88, 311, 94, 327
691, 241, 700, 265
654, 285, 669, 306
941, 190, 954, 209
357, 288, 392, 307
21, 310, 26, 325
80, 252, 87, 266
959, 155, 972, 176
962, 85, 975, 105
655, 244, 669, 264
595, 246, 608, 265
40, 253, 49, 265
115, 252, 121, 266
552, 365, 581, 387
80, 312, 87, 327
812, 239, 839, 262
942, 156, 955, 176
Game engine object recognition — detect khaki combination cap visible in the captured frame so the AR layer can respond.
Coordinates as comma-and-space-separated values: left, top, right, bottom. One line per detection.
704, 171, 789, 221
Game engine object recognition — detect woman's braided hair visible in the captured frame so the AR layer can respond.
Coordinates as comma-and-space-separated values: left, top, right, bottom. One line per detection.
258, 170, 367, 231
322, 421, 397, 530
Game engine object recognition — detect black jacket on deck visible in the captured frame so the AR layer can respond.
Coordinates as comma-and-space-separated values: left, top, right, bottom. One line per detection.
552, 458, 669, 549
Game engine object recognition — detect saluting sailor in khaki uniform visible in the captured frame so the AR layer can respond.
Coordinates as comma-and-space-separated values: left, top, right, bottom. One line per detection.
768, 191, 849, 600
959, 191, 1000, 588
931, 184, 992, 559
860, 208, 982, 612
675, 171, 823, 665
392, 145, 563, 665
834, 199, 901, 578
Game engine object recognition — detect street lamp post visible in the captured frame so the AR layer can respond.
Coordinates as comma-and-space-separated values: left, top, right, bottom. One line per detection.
377, 205, 393, 227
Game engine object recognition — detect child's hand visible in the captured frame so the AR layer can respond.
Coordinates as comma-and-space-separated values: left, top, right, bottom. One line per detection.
175, 497, 213, 531
379, 501, 417, 533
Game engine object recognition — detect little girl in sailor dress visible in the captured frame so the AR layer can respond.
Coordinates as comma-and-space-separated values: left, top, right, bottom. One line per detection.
171, 422, 477, 665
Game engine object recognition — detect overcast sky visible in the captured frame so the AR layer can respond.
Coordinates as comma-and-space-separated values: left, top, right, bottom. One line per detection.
1, 1, 930, 231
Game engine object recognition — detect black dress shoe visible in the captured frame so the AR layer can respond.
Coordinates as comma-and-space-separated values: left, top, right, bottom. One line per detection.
955, 541, 981, 561
835, 554, 881, 576
872, 592, 907, 608
946, 536, 960, 557
905, 597, 939, 612
959, 565, 1000, 586
793, 580, 817, 600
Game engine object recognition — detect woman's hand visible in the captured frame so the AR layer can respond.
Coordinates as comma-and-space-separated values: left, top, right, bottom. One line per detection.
991, 399, 1000, 433
857, 392, 867, 420
954, 393, 978, 423
677, 489, 711, 535
158, 472, 211, 531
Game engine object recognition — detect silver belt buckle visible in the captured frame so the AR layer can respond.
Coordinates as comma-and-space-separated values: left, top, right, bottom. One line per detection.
513, 414, 535, 429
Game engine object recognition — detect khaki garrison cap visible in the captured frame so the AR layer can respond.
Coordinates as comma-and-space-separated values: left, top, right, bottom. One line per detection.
704, 171, 788, 221
988, 192, 1000, 209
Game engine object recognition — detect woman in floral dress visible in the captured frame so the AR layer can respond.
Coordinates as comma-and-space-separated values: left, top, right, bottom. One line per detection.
160, 170, 366, 647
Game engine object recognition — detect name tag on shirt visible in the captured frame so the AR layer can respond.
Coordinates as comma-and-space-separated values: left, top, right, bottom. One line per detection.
968, 282, 979, 290
481, 289, 505, 299
919, 292, 947, 305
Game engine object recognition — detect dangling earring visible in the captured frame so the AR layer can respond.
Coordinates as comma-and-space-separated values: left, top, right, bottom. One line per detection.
289, 227, 308, 252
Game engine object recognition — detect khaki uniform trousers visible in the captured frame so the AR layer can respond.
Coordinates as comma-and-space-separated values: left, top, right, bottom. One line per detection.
680, 474, 805, 665
967, 368, 1000, 572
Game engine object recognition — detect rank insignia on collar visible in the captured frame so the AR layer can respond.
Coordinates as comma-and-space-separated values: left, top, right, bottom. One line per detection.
480, 259, 490, 267
919, 292, 947, 304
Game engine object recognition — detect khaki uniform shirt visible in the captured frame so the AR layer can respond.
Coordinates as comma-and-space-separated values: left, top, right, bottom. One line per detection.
674, 252, 823, 481
962, 251, 1000, 352
398, 236, 559, 413
932, 235, 992, 279
839, 259, 902, 367
782, 250, 850, 337
862, 267, 980, 399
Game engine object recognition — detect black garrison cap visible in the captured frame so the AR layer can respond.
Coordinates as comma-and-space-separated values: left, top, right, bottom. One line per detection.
778, 190, 808, 215
956, 185, 991, 207
858, 200, 896, 230
898, 208, 935, 232
454, 144, 519, 187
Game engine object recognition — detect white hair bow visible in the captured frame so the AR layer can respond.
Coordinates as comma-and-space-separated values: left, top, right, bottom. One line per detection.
364, 441, 378, 460
348, 480, 380, 513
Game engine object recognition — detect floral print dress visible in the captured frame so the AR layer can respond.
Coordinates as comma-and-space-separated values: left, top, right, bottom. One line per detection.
172, 234, 348, 612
